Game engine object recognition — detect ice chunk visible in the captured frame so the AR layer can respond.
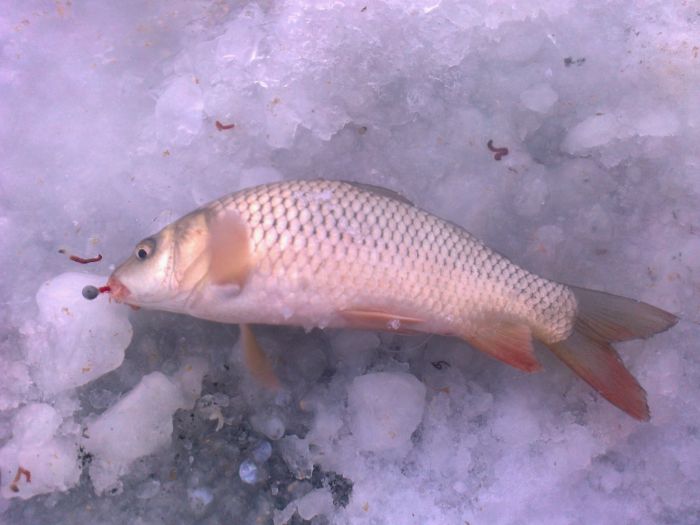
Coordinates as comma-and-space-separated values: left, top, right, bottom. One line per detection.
85, 372, 183, 494
24, 272, 132, 395
12, 403, 60, 444
0, 359, 32, 411
296, 488, 334, 520
215, 4, 266, 66
188, 487, 214, 514
252, 440, 273, 463
273, 501, 298, 525
562, 113, 621, 153
492, 397, 542, 447
530, 224, 565, 257
273, 488, 333, 525
263, 100, 301, 149
520, 83, 559, 114
347, 372, 426, 452
85, 360, 207, 494
635, 110, 680, 137
278, 435, 313, 480
513, 176, 548, 217
0, 404, 80, 499
495, 22, 544, 62
239, 459, 258, 484
136, 479, 161, 500
250, 410, 286, 440
171, 357, 209, 410
155, 75, 204, 146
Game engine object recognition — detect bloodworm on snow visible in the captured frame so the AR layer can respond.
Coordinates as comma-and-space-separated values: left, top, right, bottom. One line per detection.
487, 140, 509, 161
58, 249, 103, 264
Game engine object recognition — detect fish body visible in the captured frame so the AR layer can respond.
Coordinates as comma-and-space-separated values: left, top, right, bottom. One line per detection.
109, 179, 677, 419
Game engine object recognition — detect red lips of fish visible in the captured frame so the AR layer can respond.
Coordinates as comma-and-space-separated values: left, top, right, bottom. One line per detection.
105, 276, 131, 303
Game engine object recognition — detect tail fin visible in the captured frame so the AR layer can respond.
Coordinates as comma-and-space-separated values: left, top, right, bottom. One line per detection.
545, 286, 678, 421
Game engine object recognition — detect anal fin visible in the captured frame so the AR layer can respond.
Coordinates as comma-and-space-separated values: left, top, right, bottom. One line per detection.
464, 319, 540, 373
546, 332, 648, 420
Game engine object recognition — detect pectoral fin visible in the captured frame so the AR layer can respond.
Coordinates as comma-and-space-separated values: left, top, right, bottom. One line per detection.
338, 308, 425, 335
464, 318, 540, 372
208, 210, 252, 287
240, 324, 281, 390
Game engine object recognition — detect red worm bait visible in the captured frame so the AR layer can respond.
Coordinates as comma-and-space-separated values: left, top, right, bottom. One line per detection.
59, 249, 103, 264
487, 140, 509, 161
69, 254, 103, 264
9, 466, 31, 493
215, 120, 235, 131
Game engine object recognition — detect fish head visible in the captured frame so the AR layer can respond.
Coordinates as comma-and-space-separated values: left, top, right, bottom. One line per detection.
108, 209, 212, 309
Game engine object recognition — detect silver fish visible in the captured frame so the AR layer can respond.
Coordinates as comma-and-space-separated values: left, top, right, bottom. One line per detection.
107, 179, 677, 419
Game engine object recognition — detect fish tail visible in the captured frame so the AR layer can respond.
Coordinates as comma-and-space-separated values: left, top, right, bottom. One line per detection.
544, 286, 678, 420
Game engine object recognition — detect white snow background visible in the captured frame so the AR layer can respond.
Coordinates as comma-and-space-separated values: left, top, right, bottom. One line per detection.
1, 1, 699, 524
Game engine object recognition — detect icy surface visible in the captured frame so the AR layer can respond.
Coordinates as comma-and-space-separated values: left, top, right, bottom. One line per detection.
26, 272, 133, 395
0, 404, 80, 500
348, 372, 426, 452
1, 1, 699, 524
86, 360, 207, 495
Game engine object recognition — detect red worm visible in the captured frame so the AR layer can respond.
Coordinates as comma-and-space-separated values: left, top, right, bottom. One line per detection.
215, 120, 235, 131
69, 254, 103, 264
9, 466, 31, 492
487, 140, 509, 161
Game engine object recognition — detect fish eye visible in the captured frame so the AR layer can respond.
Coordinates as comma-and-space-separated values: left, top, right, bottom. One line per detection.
134, 238, 156, 261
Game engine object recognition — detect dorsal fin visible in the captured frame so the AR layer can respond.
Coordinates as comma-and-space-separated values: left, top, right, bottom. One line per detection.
343, 181, 414, 206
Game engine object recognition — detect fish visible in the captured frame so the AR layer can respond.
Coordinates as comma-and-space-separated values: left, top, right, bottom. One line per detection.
107, 179, 678, 420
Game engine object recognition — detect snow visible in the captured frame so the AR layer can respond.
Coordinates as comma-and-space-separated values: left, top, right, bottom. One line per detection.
155, 76, 205, 146
562, 113, 623, 153
520, 83, 559, 114
25, 272, 132, 395
85, 361, 207, 495
348, 372, 427, 453
0, 404, 80, 500
250, 410, 287, 441
2, 0, 700, 524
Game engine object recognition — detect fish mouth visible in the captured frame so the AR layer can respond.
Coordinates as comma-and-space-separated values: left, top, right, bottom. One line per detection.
106, 276, 131, 303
